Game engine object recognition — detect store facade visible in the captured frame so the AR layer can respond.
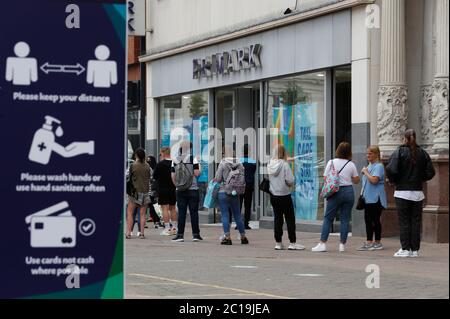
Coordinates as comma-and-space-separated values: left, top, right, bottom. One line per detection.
145, 10, 355, 229
140, 0, 449, 242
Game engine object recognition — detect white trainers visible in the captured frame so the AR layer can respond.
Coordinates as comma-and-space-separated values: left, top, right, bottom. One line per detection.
311, 243, 327, 252
339, 243, 345, 252
288, 243, 305, 250
274, 243, 283, 250
160, 228, 172, 236
393, 248, 411, 257
410, 250, 419, 258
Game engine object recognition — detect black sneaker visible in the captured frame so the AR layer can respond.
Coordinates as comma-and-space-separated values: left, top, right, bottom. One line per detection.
221, 238, 232, 245
241, 236, 249, 244
192, 235, 203, 242
171, 234, 184, 242
245, 225, 252, 230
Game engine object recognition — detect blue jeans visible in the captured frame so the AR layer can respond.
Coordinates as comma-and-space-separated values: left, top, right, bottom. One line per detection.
176, 190, 200, 236
218, 192, 245, 236
132, 207, 141, 231
320, 186, 354, 244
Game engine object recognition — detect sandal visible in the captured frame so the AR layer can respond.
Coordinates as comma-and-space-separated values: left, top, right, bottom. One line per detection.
125, 233, 131, 239
139, 234, 145, 239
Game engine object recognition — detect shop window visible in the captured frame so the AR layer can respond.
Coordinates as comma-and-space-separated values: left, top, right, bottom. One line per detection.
160, 91, 209, 210
265, 72, 325, 221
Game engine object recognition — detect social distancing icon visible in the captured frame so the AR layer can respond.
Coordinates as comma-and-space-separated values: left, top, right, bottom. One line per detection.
5, 41, 38, 86
86, 45, 117, 88
5, 42, 117, 87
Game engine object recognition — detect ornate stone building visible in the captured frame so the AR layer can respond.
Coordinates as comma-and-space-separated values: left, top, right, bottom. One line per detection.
373, 0, 448, 243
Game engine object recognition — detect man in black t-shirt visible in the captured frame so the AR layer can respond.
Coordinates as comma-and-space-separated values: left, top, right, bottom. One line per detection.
153, 147, 177, 235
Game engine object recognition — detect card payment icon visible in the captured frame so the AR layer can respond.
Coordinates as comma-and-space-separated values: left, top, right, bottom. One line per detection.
25, 201, 76, 248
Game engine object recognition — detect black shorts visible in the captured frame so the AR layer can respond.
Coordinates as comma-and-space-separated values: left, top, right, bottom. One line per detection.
158, 189, 176, 205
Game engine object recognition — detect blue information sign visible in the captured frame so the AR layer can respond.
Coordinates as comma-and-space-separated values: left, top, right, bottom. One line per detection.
0, 1, 126, 298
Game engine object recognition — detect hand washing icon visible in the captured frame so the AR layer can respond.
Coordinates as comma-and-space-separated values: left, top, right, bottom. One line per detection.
28, 115, 95, 165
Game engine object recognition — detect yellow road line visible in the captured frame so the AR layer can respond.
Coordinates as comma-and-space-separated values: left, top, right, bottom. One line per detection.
129, 273, 293, 299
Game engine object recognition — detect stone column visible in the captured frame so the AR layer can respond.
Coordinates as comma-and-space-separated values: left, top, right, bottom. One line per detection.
419, 0, 435, 151
431, 0, 449, 153
377, 0, 408, 154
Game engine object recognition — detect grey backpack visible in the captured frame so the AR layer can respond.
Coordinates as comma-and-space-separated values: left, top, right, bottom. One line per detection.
174, 160, 193, 191
224, 165, 246, 196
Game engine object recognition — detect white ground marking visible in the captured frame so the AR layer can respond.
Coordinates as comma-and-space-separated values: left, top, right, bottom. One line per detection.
129, 273, 293, 299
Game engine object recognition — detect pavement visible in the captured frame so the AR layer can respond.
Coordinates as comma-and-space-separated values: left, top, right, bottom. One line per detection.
125, 222, 449, 299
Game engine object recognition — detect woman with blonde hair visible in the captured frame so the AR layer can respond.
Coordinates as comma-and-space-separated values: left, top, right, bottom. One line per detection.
268, 144, 305, 250
357, 146, 387, 251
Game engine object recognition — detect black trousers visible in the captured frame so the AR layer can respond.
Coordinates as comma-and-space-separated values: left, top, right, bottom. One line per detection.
364, 200, 383, 241
239, 185, 254, 226
270, 194, 296, 243
395, 198, 423, 251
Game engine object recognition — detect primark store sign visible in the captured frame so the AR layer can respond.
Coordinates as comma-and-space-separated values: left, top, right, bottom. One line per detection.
193, 44, 261, 79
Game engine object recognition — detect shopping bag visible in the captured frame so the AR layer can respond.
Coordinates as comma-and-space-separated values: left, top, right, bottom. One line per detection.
203, 180, 220, 208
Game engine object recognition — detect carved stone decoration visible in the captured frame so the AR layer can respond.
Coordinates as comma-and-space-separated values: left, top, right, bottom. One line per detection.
419, 85, 434, 149
431, 77, 449, 151
377, 85, 408, 151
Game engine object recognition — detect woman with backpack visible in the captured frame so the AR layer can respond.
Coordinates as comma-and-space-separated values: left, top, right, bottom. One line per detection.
312, 142, 360, 252
214, 146, 249, 245
386, 129, 435, 257
268, 144, 305, 250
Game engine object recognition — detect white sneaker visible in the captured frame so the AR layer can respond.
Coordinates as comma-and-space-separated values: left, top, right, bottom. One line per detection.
393, 248, 411, 257
288, 243, 305, 250
311, 243, 327, 252
160, 228, 172, 236
136, 232, 141, 237
410, 251, 419, 258
339, 243, 345, 252
274, 243, 283, 250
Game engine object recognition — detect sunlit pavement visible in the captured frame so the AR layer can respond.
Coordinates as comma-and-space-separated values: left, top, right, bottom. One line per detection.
125, 223, 449, 299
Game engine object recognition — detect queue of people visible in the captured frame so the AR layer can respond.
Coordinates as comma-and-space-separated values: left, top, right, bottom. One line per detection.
125, 128, 435, 257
